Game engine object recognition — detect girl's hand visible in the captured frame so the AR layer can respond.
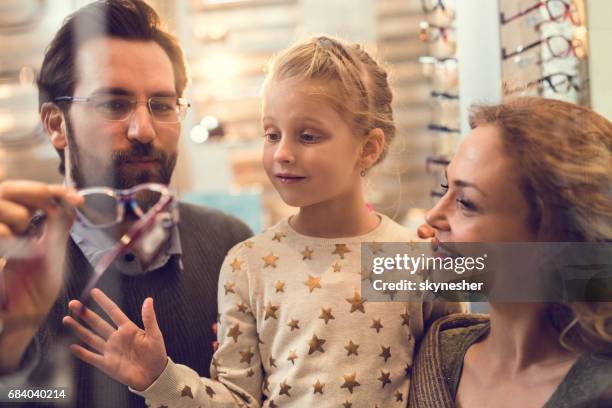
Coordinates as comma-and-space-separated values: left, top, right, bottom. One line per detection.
62, 288, 168, 391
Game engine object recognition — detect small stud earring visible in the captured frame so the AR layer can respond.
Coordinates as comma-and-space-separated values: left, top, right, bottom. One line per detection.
360, 169, 367, 177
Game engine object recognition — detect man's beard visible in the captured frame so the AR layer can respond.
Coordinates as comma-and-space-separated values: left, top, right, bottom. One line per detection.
64, 116, 177, 190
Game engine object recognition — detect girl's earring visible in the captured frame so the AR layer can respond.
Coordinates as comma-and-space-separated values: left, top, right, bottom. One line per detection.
360, 168, 367, 177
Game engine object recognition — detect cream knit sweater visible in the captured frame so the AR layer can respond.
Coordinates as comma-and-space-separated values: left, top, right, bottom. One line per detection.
134, 214, 462, 407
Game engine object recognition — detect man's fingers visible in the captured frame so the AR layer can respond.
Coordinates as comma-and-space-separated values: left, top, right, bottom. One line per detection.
0, 181, 82, 210
68, 299, 116, 340
90, 288, 131, 327
0, 223, 11, 237
62, 316, 106, 353
0, 199, 33, 235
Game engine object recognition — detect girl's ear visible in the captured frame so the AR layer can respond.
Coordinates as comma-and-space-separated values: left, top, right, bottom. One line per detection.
359, 127, 385, 171
41, 102, 68, 149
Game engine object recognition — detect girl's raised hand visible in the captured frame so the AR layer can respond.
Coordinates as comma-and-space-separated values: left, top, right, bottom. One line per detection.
62, 288, 168, 391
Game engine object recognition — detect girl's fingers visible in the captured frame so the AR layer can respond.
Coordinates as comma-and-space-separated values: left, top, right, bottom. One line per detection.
68, 344, 108, 374
68, 300, 115, 340
62, 316, 106, 354
141, 298, 161, 338
90, 288, 131, 327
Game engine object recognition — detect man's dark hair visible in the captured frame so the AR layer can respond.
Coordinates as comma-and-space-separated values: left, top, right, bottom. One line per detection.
37, 0, 189, 174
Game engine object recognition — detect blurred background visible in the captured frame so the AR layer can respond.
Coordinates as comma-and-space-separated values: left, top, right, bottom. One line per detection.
0, 0, 610, 235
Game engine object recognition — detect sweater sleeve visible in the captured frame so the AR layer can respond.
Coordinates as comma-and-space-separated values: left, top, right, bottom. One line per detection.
131, 244, 263, 407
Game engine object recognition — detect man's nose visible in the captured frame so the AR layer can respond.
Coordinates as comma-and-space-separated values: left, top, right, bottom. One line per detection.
126, 104, 156, 144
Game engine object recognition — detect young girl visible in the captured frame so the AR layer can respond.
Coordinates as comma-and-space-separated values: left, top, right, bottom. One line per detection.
63, 36, 461, 407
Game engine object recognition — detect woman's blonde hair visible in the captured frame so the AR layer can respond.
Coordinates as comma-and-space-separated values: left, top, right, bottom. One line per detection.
265, 35, 395, 166
470, 97, 612, 354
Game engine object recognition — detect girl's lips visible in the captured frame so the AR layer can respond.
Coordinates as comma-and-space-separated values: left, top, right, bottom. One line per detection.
276, 175, 306, 184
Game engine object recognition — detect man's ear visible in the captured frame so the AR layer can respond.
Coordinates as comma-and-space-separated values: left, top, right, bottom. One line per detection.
359, 127, 385, 170
40, 102, 67, 149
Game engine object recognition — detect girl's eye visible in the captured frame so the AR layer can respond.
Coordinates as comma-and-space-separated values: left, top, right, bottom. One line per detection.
300, 133, 320, 143
264, 133, 281, 142
440, 183, 449, 193
456, 197, 477, 212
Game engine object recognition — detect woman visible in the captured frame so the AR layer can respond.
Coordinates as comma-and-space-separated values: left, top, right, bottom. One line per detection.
410, 97, 612, 408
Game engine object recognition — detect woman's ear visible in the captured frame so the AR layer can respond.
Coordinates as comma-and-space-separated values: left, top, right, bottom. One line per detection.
40, 102, 67, 149
359, 128, 385, 170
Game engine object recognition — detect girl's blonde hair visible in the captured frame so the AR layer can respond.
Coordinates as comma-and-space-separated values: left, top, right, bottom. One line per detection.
470, 97, 612, 354
265, 35, 395, 166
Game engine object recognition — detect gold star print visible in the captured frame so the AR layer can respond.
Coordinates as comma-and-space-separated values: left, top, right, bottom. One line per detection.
237, 302, 249, 313
239, 347, 254, 364
378, 370, 391, 388
304, 275, 322, 293
346, 292, 366, 314
344, 340, 359, 356
308, 334, 326, 355
332, 262, 342, 272
319, 308, 335, 324
404, 363, 412, 378
272, 232, 286, 242
269, 357, 277, 368
382, 287, 397, 300
228, 324, 243, 343
246, 368, 254, 377
230, 258, 243, 272
243, 241, 254, 248
287, 318, 300, 331
301, 246, 314, 260
274, 280, 285, 293
400, 310, 410, 326
342, 401, 352, 408
262, 252, 279, 268
313, 379, 325, 395
205, 385, 215, 398
394, 390, 403, 402
264, 301, 279, 320
371, 318, 383, 333
181, 385, 194, 398
340, 372, 360, 394
379, 345, 391, 363
224, 281, 236, 295
332, 244, 351, 259
287, 350, 298, 365
268, 400, 277, 408
370, 242, 384, 254
264, 377, 270, 392
361, 267, 374, 283
279, 381, 292, 397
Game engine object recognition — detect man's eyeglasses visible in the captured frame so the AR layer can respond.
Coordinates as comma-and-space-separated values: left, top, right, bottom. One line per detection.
75, 183, 176, 228
53, 94, 191, 123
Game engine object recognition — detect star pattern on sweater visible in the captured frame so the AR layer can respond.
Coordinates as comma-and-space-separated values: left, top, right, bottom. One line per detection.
313, 379, 325, 395
274, 280, 285, 293
287, 350, 298, 365
340, 372, 360, 394
262, 252, 279, 268
228, 324, 243, 342
301, 246, 314, 260
180, 385, 194, 398
304, 275, 322, 292
342, 401, 352, 408
382, 287, 397, 300
369, 242, 384, 254
379, 345, 391, 363
394, 390, 403, 402
370, 318, 383, 333
237, 302, 249, 313
344, 340, 359, 356
319, 308, 335, 324
332, 262, 342, 272
264, 301, 279, 320
287, 318, 300, 331
268, 400, 277, 408
404, 363, 412, 378
246, 368, 255, 377
378, 370, 391, 388
400, 310, 410, 326
272, 232, 286, 242
205, 385, 215, 398
224, 281, 236, 295
346, 291, 366, 313
332, 244, 351, 259
279, 381, 292, 397
230, 258, 243, 272
308, 334, 326, 354
264, 377, 270, 391
269, 357, 277, 368
243, 241, 254, 248
239, 347, 254, 364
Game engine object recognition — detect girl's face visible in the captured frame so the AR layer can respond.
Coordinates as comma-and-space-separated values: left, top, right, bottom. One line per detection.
426, 125, 538, 243
261, 79, 364, 208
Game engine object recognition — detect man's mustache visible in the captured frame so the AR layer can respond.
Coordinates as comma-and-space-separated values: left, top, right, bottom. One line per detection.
111, 144, 168, 164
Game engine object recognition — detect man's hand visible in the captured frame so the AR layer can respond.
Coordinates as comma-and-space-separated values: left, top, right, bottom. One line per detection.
0, 180, 83, 373
62, 288, 168, 391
